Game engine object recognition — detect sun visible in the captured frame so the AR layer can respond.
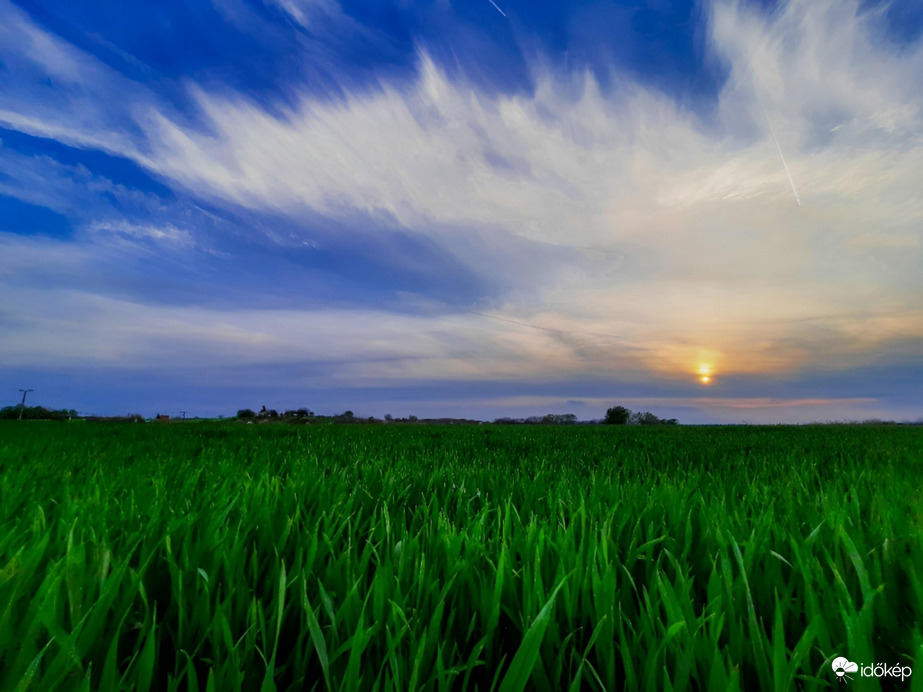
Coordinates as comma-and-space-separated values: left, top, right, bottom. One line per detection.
697, 363, 713, 385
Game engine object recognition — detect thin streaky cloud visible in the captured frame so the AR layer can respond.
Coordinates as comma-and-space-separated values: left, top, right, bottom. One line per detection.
487, 0, 507, 18
761, 102, 801, 206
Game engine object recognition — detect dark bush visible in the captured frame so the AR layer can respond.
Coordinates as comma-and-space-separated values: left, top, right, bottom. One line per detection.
604, 406, 631, 425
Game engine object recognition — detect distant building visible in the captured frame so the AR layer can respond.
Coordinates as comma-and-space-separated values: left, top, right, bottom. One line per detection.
155, 414, 171, 422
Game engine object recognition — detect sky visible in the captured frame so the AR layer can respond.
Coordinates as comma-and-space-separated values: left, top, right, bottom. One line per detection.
1, 0, 921, 423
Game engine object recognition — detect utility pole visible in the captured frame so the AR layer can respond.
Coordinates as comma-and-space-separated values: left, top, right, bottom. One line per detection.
18, 389, 33, 420
180, 410, 187, 420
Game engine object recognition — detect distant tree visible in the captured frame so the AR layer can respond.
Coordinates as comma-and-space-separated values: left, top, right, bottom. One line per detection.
266, 409, 279, 419
237, 409, 256, 419
384, 414, 393, 422
604, 406, 631, 425
408, 415, 418, 422
630, 411, 663, 426
282, 408, 312, 418
342, 410, 354, 419
542, 413, 578, 425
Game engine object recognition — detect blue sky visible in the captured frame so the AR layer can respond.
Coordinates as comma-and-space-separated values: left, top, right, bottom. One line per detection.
1, 0, 921, 422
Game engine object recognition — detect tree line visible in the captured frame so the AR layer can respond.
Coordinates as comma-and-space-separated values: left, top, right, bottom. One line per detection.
1, 402, 679, 425
0, 405, 78, 421
603, 406, 678, 426
234, 406, 679, 425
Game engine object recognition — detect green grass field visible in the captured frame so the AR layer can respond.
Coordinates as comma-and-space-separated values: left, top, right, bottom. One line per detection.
1, 422, 921, 691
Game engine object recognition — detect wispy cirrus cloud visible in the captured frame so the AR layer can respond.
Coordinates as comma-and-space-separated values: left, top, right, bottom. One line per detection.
130, 1, 923, 363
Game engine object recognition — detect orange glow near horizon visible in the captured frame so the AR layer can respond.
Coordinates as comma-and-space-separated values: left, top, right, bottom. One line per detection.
700, 375, 711, 385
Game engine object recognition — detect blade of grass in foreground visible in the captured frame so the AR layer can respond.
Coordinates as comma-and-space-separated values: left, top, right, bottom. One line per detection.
136, 603, 157, 692
497, 572, 571, 692
302, 573, 332, 691
14, 637, 54, 692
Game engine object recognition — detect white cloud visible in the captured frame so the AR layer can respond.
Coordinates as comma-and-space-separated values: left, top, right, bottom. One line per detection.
0, 1, 156, 160
88, 221, 194, 246
265, 0, 339, 27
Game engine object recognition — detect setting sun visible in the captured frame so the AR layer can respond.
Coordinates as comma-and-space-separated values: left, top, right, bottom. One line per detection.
697, 364, 713, 385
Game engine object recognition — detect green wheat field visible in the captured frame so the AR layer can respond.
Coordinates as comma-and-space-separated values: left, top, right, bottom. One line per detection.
1, 422, 922, 691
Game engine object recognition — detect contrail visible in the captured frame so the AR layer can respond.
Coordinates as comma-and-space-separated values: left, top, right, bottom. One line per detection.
761, 104, 801, 206
487, 0, 507, 17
